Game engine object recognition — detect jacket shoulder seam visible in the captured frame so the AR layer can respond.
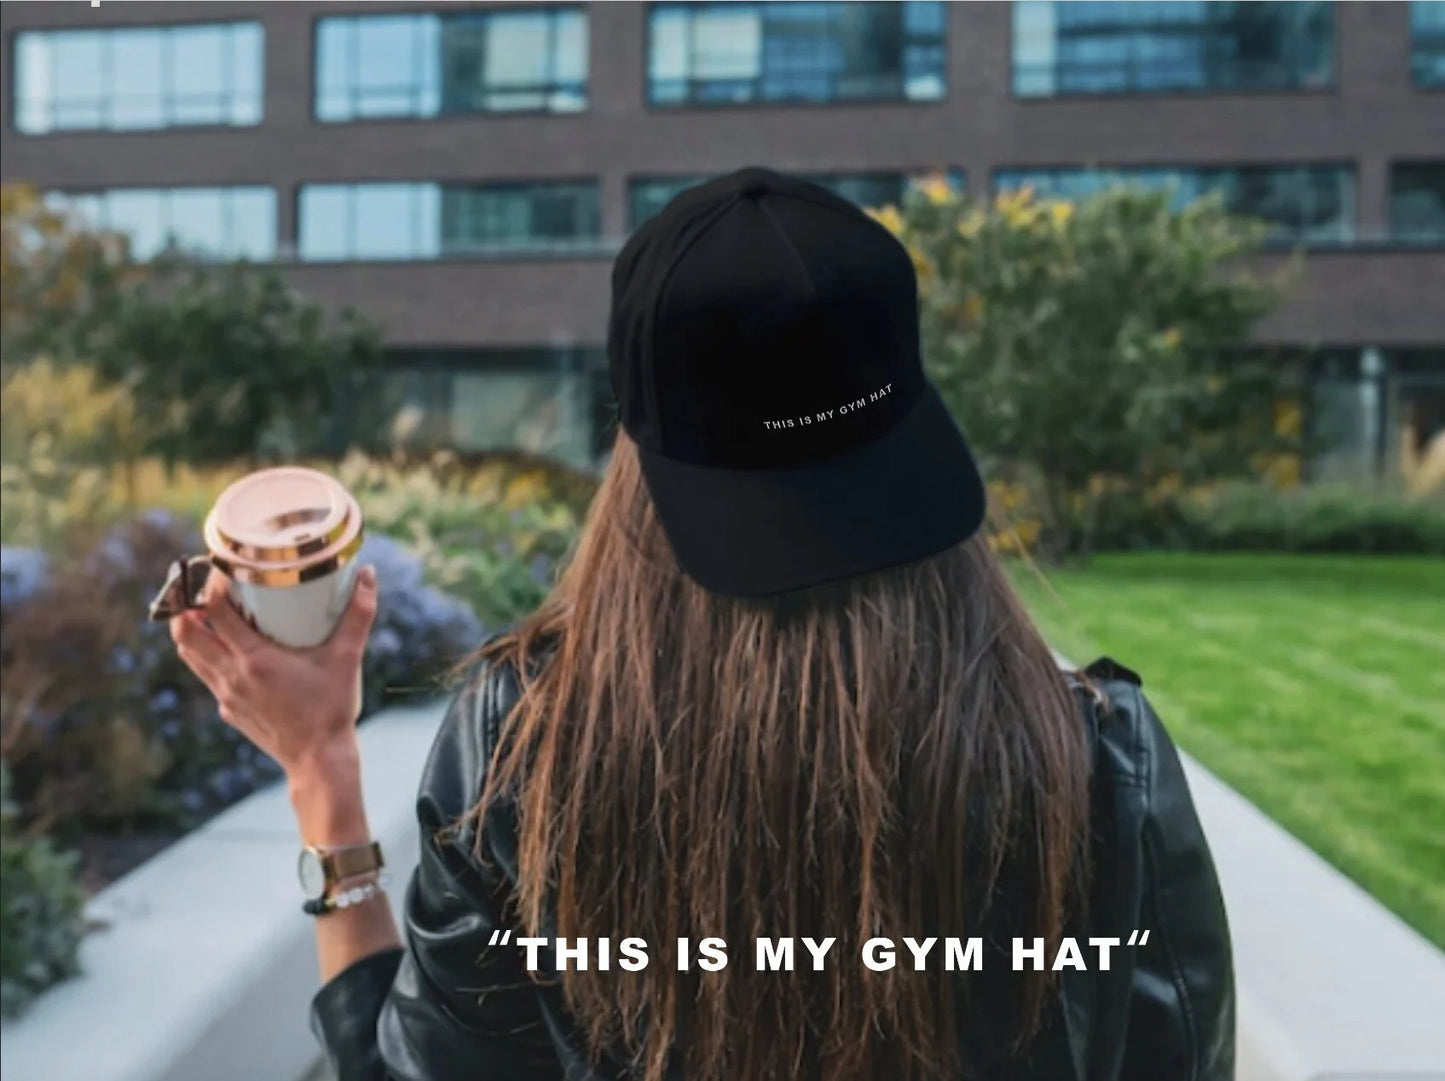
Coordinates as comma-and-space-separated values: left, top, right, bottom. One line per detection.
1092, 678, 1152, 790
1132, 680, 1205, 1079
1129, 682, 1153, 800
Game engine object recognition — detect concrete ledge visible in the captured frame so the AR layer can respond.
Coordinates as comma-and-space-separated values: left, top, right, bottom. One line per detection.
0, 700, 449, 1081
1181, 753, 1445, 1081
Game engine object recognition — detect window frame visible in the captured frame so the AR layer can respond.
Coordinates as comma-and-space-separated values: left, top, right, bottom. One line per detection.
9, 19, 266, 136
309, 5, 590, 124
1007, 1, 1341, 102
643, 1, 950, 111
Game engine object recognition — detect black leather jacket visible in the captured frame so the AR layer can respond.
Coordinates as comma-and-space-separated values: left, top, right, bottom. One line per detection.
310, 653, 1234, 1081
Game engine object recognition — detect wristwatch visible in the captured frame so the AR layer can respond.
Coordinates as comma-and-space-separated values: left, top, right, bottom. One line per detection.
298, 841, 384, 914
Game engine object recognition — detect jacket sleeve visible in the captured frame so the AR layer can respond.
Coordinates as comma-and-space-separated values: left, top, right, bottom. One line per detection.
1086, 660, 1236, 1081
309, 661, 556, 1081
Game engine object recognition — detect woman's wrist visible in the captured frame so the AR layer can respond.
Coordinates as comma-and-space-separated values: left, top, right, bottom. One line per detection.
287, 737, 371, 847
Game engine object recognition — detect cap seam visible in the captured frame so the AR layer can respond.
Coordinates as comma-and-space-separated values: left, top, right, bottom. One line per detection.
768, 182, 874, 226
756, 197, 817, 297
640, 193, 751, 446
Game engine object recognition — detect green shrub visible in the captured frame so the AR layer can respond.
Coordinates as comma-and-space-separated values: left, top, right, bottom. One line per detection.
338, 449, 584, 627
0, 360, 142, 551
883, 181, 1286, 558
1180, 483, 1445, 555
1085, 482, 1444, 555
0, 763, 85, 1018
0, 512, 263, 834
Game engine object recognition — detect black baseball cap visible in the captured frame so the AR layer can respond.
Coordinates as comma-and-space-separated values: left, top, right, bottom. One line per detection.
608, 166, 987, 598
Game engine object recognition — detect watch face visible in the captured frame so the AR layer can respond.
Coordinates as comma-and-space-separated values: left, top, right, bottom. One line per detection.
298, 849, 327, 900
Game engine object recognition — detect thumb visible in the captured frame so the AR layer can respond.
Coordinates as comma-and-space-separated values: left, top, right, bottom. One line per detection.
330, 564, 379, 658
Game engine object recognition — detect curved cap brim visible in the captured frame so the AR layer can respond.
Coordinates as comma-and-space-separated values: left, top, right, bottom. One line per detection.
636, 383, 987, 598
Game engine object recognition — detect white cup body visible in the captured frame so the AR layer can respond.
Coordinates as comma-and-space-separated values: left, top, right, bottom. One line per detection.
227, 559, 359, 649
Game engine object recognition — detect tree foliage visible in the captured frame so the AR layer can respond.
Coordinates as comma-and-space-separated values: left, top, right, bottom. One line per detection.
1, 182, 381, 464
875, 180, 1289, 557
0, 183, 137, 362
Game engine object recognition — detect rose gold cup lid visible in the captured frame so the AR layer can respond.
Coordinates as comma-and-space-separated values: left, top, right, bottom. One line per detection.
202, 467, 364, 586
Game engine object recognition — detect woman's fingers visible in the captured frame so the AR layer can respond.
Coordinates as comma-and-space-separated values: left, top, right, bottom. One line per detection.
202, 581, 267, 655
171, 611, 229, 692
327, 565, 379, 661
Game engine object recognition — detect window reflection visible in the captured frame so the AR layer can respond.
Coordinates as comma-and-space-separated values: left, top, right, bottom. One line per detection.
1390, 162, 1445, 243
647, 2, 947, 106
315, 8, 587, 121
14, 22, 263, 133
45, 187, 277, 261
1412, 2, 1445, 87
1012, 1, 1335, 98
348, 348, 607, 467
298, 182, 602, 261
993, 164, 1356, 243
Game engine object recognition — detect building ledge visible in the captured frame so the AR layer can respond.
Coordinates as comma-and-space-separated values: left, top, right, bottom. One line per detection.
0, 700, 449, 1081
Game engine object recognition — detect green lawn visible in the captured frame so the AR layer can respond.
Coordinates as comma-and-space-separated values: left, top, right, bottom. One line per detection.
1010, 553, 1445, 950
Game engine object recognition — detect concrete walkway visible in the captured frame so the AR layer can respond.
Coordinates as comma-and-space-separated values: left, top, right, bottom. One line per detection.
1182, 753, 1445, 1081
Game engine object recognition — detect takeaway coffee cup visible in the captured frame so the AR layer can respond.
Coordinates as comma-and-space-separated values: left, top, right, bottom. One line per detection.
147, 467, 365, 649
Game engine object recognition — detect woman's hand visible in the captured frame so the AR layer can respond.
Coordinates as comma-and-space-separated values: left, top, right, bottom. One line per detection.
170, 565, 379, 780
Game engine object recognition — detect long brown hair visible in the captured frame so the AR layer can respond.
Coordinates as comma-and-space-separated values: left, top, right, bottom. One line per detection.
469, 429, 1091, 1081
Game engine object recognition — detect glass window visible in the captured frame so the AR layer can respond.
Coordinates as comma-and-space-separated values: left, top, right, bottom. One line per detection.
230, 24, 266, 125
993, 163, 1356, 243
13, 35, 51, 134
647, 2, 947, 106
12, 22, 265, 134
229, 188, 276, 261
628, 170, 962, 227
1391, 162, 1445, 243
46, 186, 277, 261
314, 7, 587, 122
315, 20, 356, 122
349, 348, 607, 466
298, 186, 351, 262
50, 31, 105, 129
482, 13, 554, 110
298, 181, 601, 260
167, 189, 227, 255
355, 184, 428, 260
1413, 2, 1445, 87
104, 190, 168, 261
170, 25, 228, 125
1012, 1, 1335, 98
109, 30, 164, 130
356, 15, 424, 118
440, 182, 599, 253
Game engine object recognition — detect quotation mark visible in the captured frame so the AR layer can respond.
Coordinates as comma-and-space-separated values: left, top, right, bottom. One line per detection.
488, 930, 514, 946
1127, 930, 1151, 946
